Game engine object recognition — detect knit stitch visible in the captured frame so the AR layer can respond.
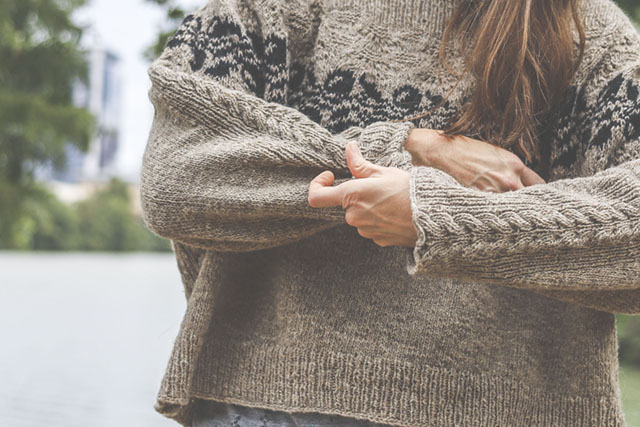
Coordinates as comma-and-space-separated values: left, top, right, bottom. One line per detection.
140, 0, 640, 425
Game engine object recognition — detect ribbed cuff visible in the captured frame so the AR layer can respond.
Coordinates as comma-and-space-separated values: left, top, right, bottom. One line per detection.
358, 121, 415, 170
405, 164, 640, 289
406, 165, 463, 275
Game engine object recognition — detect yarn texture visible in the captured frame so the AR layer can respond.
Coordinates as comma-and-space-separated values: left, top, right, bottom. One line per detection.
140, 0, 640, 425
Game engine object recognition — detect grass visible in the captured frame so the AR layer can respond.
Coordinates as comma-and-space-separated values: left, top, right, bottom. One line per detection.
621, 364, 640, 427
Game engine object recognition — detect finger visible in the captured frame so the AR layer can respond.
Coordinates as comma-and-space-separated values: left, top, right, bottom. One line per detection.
356, 226, 380, 239
356, 227, 374, 239
346, 141, 383, 179
520, 166, 547, 187
308, 171, 346, 208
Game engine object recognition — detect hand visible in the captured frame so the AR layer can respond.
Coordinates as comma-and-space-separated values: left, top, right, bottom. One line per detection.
404, 128, 546, 192
307, 141, 418, 248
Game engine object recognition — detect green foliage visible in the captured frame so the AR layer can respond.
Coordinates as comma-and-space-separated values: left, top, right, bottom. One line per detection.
0, 182, 79, 249
21, 185, 80, 250
74, 178, 171, 252
0, 0, 172, 253
618, 315, 640, 368
144, 0, 187, 61
0, 178, 172, 252
0, 0, 95, 242
620, 365, 640, 426
616, 0, 640, 23
0, 0, 94, 180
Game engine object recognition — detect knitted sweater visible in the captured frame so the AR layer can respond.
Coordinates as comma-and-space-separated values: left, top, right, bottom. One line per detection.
140, 0, 640, 425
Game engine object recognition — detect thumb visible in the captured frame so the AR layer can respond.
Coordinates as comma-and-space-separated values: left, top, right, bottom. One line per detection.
308, 170, 344, 208
346, 141, 383, 179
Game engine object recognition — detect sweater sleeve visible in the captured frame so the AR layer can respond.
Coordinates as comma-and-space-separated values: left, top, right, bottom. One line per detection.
406, 32, 640, 314
139, 0, 414, 252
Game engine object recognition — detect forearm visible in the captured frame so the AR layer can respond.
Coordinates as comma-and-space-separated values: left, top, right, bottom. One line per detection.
141, 64, 414, 251
139, 0, 418, 252
406, 159, 640, 292
403, 128, 442, 167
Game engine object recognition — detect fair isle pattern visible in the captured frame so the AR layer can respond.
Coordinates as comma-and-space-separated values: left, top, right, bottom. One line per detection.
407, 65, 640, 268
140, 0, 640, 426
167, 14, 288, 103
550, 72, 640, 172
163, 9, 640, 176
166, 13, 474, 158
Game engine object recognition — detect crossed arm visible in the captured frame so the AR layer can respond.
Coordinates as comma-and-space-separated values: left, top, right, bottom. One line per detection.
141, 1, 640, 314
307, 128, 640, 315
307, 129, 547, 248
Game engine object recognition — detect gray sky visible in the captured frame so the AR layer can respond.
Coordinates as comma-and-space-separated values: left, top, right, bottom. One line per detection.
74, 0, 204, 182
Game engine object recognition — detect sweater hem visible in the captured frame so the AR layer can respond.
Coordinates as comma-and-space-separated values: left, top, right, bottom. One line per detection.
154, 339, 624, 427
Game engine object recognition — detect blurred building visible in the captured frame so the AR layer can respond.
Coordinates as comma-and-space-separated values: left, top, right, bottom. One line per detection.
37, 47, 122, 184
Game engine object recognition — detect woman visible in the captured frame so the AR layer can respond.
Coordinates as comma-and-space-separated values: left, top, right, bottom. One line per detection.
140, 0, 640, 425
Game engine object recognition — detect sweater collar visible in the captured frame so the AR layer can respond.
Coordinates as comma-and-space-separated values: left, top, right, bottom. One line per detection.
325, 0, 459, 33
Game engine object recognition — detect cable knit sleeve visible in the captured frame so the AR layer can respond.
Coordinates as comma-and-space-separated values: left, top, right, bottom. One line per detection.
139, 0, 414, 252
406, 24, 640, 314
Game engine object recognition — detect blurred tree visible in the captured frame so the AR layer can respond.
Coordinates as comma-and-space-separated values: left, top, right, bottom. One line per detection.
617, 0, 640, 23
5, 178, 172, 252
7, 183, 80, 250
618, 315, 640, 367
144, 0, 187, 60
74, 178, 172, 252
0, 0, 94, 247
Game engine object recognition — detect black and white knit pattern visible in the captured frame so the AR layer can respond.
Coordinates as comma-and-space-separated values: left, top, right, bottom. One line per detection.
167, 11, 640, 178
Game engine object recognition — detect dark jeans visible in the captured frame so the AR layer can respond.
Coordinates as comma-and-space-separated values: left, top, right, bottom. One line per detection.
191, 399, 396, 427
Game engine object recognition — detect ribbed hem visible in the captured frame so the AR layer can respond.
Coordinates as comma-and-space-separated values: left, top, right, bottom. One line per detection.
155, 338, 624, 427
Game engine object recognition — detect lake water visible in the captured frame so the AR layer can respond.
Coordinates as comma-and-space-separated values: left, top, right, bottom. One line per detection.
0, 252, 186, 427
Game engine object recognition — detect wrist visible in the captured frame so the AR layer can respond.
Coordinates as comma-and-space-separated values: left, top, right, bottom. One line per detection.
404, 128, 445, 167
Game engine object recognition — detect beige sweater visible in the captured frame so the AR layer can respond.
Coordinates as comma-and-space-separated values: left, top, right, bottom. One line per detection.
140, 0, 640, 425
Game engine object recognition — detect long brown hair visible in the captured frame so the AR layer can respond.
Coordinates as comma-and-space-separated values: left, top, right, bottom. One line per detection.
405, 0, 586, 170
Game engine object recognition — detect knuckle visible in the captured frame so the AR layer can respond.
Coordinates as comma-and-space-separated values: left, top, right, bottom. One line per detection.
341, 185, 357, 209
506, 154, 525, 173
351, 159, 366, 173
507, 181, 520, 191
499, 176, 520, 191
